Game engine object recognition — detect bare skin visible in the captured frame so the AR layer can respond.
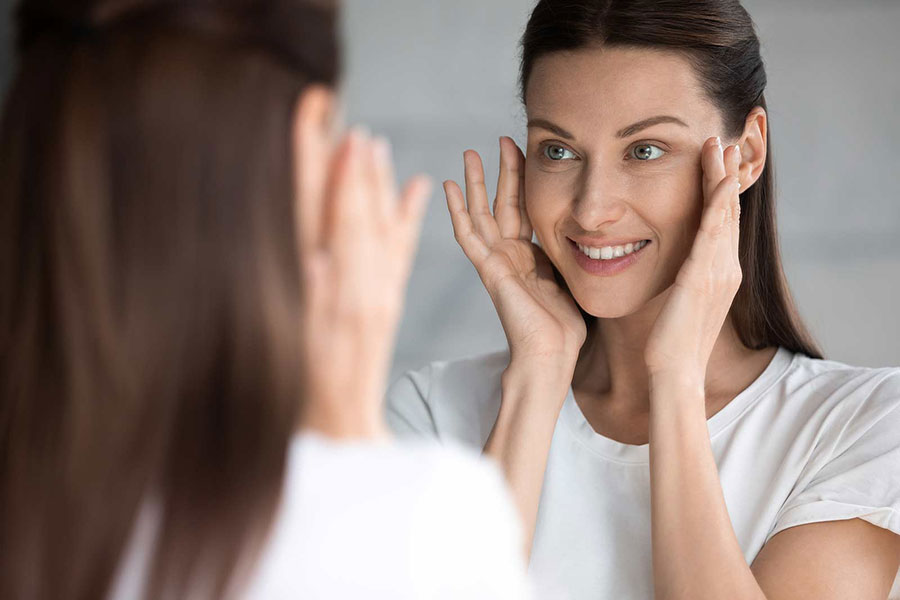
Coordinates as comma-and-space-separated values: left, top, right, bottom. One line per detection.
445, 45, 770, 551
521, 47, 774, 416
293, 86, 431, 440
573, 319, 777, 444
445, 45, 900, 599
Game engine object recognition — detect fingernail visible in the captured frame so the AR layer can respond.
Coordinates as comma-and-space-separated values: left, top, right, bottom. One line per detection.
715, 136, 723, 150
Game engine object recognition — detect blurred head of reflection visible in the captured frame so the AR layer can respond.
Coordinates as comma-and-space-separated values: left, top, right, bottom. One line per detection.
1, 0, 339, 597
520, 0, 807, 350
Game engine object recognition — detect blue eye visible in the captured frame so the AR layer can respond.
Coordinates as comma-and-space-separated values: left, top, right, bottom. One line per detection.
544, 144, 576, 161
631, 144, 665, 161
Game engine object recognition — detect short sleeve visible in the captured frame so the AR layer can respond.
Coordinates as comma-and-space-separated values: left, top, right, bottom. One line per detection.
766, 370, 900, 543
384, 364, 439, 439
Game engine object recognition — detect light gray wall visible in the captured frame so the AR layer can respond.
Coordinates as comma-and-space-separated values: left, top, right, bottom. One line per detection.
1, 2, 897, 376
338, 0, 900, 378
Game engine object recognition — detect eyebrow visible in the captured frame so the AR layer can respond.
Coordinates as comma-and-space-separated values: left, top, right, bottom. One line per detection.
526, 115, 689, 140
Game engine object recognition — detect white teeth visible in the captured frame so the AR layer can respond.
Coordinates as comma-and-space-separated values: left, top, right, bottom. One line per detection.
577, 239, 649, 261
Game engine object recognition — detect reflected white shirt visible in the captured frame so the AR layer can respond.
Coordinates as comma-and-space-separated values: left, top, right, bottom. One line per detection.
386, 346, 900, 599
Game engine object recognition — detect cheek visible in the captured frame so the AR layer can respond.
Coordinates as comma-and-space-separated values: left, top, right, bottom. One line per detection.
523, 168, 572, 236
631, 166, 704, 269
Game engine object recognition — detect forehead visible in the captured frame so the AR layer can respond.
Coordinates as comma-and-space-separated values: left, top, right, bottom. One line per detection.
525, 45, 720, 133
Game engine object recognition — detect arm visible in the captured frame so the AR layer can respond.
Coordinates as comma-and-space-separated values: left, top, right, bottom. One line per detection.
443, 137, 587, 556
648, 376, 764, 600
645, 138, 900, 600
484, 361, 574, 558
648, 376, 900, 600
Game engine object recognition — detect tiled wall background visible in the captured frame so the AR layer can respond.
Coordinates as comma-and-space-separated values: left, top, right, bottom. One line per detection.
2, 1, 898, 379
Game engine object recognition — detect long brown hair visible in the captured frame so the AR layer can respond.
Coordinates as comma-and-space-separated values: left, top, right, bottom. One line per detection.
0, 1, 339, 598
520, 0, 823, 359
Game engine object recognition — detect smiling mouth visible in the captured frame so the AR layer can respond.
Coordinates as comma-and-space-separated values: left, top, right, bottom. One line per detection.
572, 239, 652, 261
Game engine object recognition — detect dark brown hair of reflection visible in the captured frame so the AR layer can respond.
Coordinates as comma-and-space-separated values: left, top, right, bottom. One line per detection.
520, 0, 823, 359
0, 1, 339, 598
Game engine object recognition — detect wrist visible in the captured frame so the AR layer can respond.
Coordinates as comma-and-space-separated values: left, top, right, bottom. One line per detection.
500, 359, 574, 412
299, 402, 390, 440
507, 350, 578, 377
503, 360, 576, 390
648, 372, 706, 405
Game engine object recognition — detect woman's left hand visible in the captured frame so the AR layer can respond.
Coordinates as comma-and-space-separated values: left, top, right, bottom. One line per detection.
644, 137, 743, 384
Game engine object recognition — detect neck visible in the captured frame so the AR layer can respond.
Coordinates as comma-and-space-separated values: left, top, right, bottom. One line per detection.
572, 286, 765, 417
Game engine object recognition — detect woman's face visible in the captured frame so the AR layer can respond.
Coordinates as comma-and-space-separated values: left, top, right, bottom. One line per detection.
524, 45, 728, 319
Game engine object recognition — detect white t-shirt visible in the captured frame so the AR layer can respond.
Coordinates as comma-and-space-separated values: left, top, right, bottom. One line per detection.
385, 346, 900, 600
111, 432, 534, 599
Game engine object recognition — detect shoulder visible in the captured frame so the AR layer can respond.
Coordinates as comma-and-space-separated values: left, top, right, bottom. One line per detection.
783, 353, 900, 444
248, 432, 530, 598
288, 431, 507, 502
390, 348, 511, 399
762, 358, 900, 552
384, 349, 510, 447
787, 352, 900, 394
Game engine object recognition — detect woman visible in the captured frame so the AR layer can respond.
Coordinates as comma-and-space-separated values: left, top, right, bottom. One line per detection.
0, 0, 532, 598
386, 1, 900, 598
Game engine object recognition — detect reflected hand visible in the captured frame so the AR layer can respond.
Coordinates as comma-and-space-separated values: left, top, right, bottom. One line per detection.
444, 137, 586, 369
644, 137, 743, 383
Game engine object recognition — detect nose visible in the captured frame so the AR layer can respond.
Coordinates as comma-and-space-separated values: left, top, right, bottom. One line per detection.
571, 161, 627, 232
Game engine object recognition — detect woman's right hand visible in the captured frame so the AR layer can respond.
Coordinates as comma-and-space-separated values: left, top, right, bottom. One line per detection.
444, 137, 586, 369
298, 126, 431, 439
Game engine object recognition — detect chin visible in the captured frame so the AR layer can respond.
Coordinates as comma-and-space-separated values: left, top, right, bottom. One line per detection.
578, 301, 639, 319
568, 286, 643, 319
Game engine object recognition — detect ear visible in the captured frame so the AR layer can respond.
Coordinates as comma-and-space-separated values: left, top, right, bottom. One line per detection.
736, 106, 767, 193
293, 84, 339, 254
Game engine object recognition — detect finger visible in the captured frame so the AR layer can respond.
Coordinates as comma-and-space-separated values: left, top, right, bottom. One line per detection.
516, 146, 533, 241
372, 136, 398, 225
317, 131, 352, 249
494, 137, 522, 239
400, 175, 432, 225
727, 144, 743, 263
701, 136, 726, 205
690, 172, 741, 265
300, 249, 331, 316
399, 175, 432, 244
329, 128, 368, 250
292, 103, 329, 255
463, 150, 501, 245
395, 175, 432, 274
444, 179, 490, 263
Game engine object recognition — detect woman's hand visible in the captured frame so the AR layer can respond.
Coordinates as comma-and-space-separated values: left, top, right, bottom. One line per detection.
444, 137, 586, 369
644, 137, 743, 385
298, 127, 432, 438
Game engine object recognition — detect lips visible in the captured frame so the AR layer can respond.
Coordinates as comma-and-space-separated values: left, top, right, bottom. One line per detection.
575, 239, 650, 261
569, 238, 651, 277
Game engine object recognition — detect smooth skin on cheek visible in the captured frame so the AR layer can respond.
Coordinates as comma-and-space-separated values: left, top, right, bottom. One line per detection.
520, 49, 733, 319
523, 134, 719, 317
